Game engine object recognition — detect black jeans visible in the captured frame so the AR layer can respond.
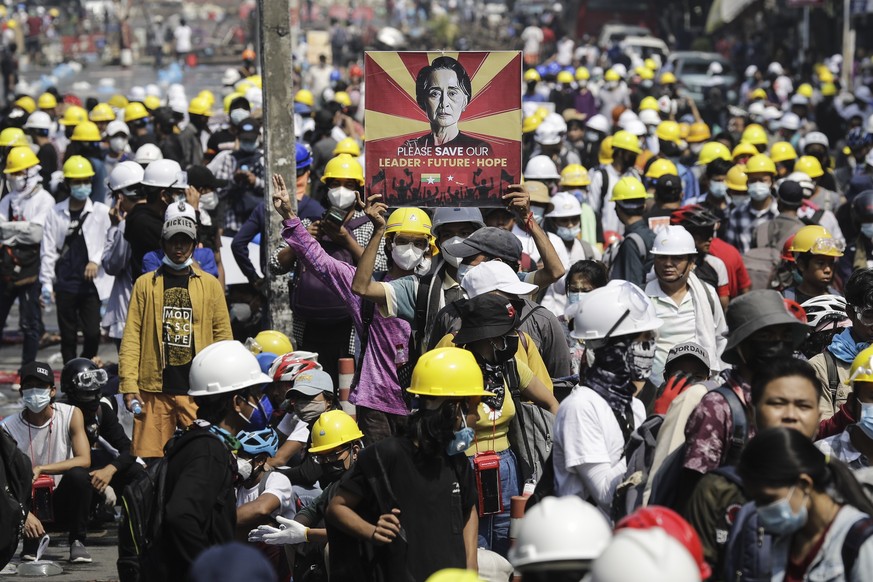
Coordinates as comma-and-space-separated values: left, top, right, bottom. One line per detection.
0, 279, 40, 363
55, 289, 101, 363
23, 466, 93, 550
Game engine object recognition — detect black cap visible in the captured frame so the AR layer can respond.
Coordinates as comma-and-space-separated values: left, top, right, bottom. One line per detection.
238, 117, 260, 140
19, 361, 54, 386
777, 180, 804, 208
656, 174, 682, 194
453, 294, 524, 344
443, 227, 523, 263
187, 165, 228, 189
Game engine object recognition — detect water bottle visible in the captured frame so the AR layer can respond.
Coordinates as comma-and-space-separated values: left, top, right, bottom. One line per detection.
41, 288, 52, 314
130, 398, 142, 415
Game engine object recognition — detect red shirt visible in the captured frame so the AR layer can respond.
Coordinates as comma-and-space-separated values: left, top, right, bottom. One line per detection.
785, 519, 834, 582
710, 237, 752, 298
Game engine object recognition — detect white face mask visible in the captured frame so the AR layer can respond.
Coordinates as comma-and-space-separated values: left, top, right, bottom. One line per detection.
236, 457, 252, 481
327, 186, 357, 209
22, 388, 52, 413
199, 191, 218, 211
109, 136, 128, 153
230, 108, 249, 126
747, 182, 771, 202
440, 236, 465, 268
391, 243, 425, 271
415, 256, 432, 276
8, 175, 27, 192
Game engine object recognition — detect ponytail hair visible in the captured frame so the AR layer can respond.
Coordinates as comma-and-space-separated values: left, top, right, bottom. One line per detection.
738, 427, 873, 515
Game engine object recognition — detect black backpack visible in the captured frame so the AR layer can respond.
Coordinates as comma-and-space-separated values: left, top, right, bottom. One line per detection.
0, 427, 31, 570
117, 429, 215, 582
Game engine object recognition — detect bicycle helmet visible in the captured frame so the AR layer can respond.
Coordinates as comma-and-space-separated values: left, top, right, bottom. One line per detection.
670, 204, 719, 228
237, 427, 280, 457
846, 127, 873, 151
852, 190, 873, 223
268, 351, 323, 383
800, 295, 848, 329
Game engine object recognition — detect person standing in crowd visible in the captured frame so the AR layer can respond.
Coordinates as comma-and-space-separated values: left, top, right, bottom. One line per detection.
608, 176, 655, 287
725, 154, 779, 254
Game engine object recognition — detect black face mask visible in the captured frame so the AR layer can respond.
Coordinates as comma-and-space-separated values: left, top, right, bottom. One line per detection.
661, 142, 681, 158
742, 339, 795, 371
492, 335, 519, 364
319, 460, 346, 486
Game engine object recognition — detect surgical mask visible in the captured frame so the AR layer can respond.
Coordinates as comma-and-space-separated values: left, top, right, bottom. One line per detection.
239, 140, 258, 153
690, 143, 704, 156
236, 457, 253, 481
391, 243, 425, 271
861, 223, 873, 239
731, 194, 749, 207
709, 181, 728, 199
327, 186, 357, 210
531, 206, 545, 225
556, 225, 581, 242
568, 291, 583, 305
161, 254, 194, 270
22, 388, 52, 413
858, 402, 873, 440
109, 137, 127, 153
456, 263, 471, 283
415, 256, 432, 276
747, 182, 771, 202
626, 339, 656, 381
756, 486, 808, 536
70, 184, 91, 200
584, 130, 601, 143
440, 236, 465, 268
294, 399, 327, 424
7, 175, 27, 192
230, 108, 249, 125
447, 416, 474, 456
199, 191, 218, 211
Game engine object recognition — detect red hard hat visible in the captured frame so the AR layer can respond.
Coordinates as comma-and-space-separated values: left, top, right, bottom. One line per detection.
781, 234, 796, 263
603, 230, 622, 247
349, 64, 363, 78
615, 506, 712, 580
784, 298, 808, 323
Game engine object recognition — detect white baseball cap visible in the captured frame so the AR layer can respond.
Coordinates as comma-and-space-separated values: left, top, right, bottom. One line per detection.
461, 261, 538, 298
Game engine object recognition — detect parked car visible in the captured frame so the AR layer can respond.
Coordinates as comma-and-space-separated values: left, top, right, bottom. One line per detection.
598, 24, 652, 48
620, 35, 669, 68
667, 51, 738, 105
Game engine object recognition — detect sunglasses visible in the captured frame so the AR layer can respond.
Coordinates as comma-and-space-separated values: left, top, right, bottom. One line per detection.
313, 446, 351, 465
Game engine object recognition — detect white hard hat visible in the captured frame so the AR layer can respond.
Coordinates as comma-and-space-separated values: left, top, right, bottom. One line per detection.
763, 106, 782, 121
747, 101, 766, 119
790, 93, 809, 106
23, 110, 52, 130
145, 83, 161, 98
639, 109, 661, 126
167, 83, 186, 100
586, 528, 701, 582
569, 280, 662, 341
134, 143, 164, 166
586, 113, 610, 134
108, 161, 144, 192
544, 113, 567, 134
624, 119, 647, 137
651, 225, 697, 256
612, 63, 627, 78
857, 86, 873, 103
545, 191, 583, 218
779, 112, 801, 132
509, 496, 611, 572
802, 131, 829, 149
128, 85, 146, 103
105, 120, 130, 137
617, 109, 638, 129
245, 87, 263, 108
524, 155, 560, 180
744, 65, 758, 78
767, 61, 785, 76
707, 62, 723, 76
188, 340, 273, 397
141, 158, 186, 189
168, 98, 188, 116
535, 122, 562, 146
223, 67, 242, 86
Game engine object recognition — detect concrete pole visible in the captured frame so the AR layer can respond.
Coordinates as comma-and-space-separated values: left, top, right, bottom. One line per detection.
258, 0, 296, 333
842, 0, 854, 91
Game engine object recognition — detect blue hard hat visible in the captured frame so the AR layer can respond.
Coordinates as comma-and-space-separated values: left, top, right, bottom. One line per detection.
536, 65, 547, 77
255, 352, 279, 375
294, 102, 312, 115
329, 70, 342, 82
296, 143, 312, 170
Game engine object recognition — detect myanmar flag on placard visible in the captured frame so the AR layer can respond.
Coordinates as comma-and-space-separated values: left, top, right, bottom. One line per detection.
422, 173, 440, 184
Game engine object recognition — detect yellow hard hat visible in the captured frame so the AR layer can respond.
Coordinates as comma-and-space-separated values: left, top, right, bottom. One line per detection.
332, 137, 360, 157
294, 89, 315, 107
644, 58, 659, 71
575, 66, 590, 81
522, 115, 541, 134
308, 410, 365, 454
560, 164, 591, 187
612, 130, 642, 155
247, 74, 262, 89
385, 207, 433, 239
334, 91, 352, 107
234, 80, 254, 95
557, 71, 574, 85
406, 347, 494, 397
679, 122, 690, 140
4, 146, 39, 174
534, 106, 549, 121
88, 102, 116, 122
59, 105, 88, 127
821, 82, 837, 97
124, 102, 149, 123
71, 121, 102, 142
732, 141, 759, 161
697, 142, 732, 166
741, 123, 768, 146
637, 67, 654, 81
0, 127, 27, 147
610, 176, 651, 202
48, 8, 59, 18
789, 225, 843, 257
795, 155, 824, 178
37, 92, 57, 109
249, 330, 294, 355
107, 94, 129, 110
321, 154, 364, 186
645, 158, 679, 179
850, 345, 873, 384
797, 83, 814, 99
5, 19, 15, 29
686, 122, 711, 144
198, 89, 216, 107
769, 141, 798, 164
659, 71, 677, 85
639, 96, 659, 112
818, 68, 835, 84
523, 69, 541, 83
14, 96, 35, 114
655, 120, 681, 144
188, 97, 213, 117
604, 69, 621, 82
223, 91, 245, 114
744, 153, 776, 175
424, 569, 482, 582
749, 88, 768, 101
63, 155, 95, 179
598, 136, 613, 164
143, 95, 161, 112
725, 165, 748, 191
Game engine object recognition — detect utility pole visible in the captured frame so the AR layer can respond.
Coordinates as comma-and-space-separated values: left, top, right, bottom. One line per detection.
258, 0, 296, 333
842, 0, 855, 90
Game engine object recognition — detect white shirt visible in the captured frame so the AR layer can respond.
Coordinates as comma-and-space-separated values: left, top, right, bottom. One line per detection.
174, 24, 192, 53
277, 413, 311, 443
2, 403, 75, 486
0, 186, 54, 244
554, 386, 645, 515
511, 225, 570, 269
39, 197, 113, 299
236, 471, 297, 520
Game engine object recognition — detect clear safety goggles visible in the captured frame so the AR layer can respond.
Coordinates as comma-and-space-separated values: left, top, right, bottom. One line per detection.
850, 304, 873, 327
808, 237, 844, 256
244, 337, 263, 354
75, 368, 108, 389
313, 446, 351, 465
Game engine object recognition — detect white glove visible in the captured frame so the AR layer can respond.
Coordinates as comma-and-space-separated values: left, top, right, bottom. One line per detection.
103, 485, 117, 508
248, 515, 309, 546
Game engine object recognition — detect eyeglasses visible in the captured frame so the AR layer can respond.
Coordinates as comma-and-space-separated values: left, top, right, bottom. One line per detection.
850, 305, 873, 326
75, 369, 108, 389
313, 446, 351, 464
809, 237, 844, 255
